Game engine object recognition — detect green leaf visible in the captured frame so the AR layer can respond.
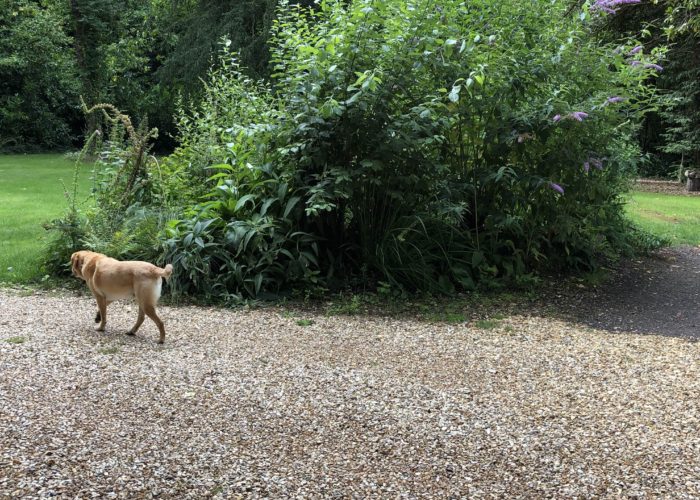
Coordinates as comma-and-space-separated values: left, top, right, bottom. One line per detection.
235, 194, 256, 212
284, 196, 301, 218
254, 273, 263, 295
260, 198, 277, 216
472, 251, 484, 268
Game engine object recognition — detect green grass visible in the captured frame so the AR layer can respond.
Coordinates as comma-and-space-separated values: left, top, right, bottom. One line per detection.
626, 191, 700, 246
5, 336, 26, 344
0, 154, 92, 283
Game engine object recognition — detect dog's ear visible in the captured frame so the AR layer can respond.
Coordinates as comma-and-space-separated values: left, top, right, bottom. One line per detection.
70, 251, 82, 277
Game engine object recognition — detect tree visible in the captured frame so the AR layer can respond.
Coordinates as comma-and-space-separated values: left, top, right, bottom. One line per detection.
658, 0, 700, 177
0, 0, 81, 150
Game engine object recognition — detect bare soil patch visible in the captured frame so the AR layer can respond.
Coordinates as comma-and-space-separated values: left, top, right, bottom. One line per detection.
634, 178, 700, 196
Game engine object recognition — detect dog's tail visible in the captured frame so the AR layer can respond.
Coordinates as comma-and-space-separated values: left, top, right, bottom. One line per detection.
160, 264, 173, 282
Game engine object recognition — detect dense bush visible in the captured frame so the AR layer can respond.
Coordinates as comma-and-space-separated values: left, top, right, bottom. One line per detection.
47, 0, 664, 300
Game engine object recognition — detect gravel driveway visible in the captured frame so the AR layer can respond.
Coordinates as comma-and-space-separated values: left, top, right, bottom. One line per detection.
1, 287, 699, 498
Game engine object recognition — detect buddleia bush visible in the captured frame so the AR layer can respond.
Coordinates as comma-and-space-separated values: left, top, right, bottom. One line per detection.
154, 0, 663, 298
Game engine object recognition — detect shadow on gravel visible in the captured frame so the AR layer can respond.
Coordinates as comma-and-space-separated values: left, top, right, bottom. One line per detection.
553, 246, 700, 340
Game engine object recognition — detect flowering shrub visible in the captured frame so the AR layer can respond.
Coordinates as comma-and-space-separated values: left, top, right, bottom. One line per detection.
139, 0, 663, 297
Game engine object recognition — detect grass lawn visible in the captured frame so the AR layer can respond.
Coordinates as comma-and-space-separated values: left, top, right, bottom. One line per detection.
626, 191, 700, 246
0, 154, 92, 283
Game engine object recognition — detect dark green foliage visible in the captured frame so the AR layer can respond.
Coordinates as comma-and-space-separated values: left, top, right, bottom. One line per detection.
154, 0, 661, 299
155, 0, 278, 88
0, 0, 281, 152
41, 0, 666, 301
0, 1, 81, 150
659, 51, 700, 176
658, 1, 700, 177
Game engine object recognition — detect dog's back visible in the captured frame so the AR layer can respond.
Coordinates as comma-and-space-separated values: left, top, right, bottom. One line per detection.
92, 258, 171, 302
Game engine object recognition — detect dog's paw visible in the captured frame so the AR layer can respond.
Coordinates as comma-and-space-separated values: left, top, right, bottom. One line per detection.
95, 326, 105, 332
125, 330, 135, 336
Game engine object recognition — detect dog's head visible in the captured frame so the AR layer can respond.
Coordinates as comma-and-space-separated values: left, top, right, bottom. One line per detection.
70, 250, 91, 279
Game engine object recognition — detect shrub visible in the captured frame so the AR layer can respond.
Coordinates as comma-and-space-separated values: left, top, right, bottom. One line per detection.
48, 0, 663, 300
160, 0, 661, 298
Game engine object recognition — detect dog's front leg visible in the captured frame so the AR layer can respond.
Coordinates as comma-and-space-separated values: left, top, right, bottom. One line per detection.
95, 295, 108, 332
94, 300, 112, 324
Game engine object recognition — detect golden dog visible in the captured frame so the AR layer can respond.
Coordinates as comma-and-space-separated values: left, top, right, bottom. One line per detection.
70, 251, 173, 344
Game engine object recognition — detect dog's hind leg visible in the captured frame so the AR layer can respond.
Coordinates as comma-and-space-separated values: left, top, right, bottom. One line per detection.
95, 296, 108, 332
143, 304, 166, 344
127, 307, 145, 336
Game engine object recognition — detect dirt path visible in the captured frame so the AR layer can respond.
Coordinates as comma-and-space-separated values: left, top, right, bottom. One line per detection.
561, 246, 700, 339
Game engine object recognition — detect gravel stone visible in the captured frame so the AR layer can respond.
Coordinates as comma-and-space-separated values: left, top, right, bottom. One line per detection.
1, 289, 699, 498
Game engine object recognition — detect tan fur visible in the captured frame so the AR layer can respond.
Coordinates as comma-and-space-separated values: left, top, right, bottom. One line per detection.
70, 251, 173, 344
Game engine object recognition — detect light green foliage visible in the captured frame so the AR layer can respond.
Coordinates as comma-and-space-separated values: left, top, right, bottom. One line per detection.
160, 55, 322, 302
661, 0, 700, 37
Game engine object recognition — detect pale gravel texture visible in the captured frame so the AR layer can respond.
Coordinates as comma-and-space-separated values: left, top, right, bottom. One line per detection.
1, 289, 699, 498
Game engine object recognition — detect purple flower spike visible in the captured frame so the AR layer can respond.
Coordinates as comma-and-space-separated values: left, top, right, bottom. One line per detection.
569, 111, 589, 121
629, 45, 643, 55
597, 5, 617, 14
553, 114, 562, 123
592, 0, 641, 15
548, 182, 565, 195
584, 161, 591, 173
606, 96, 624, 104
630, 60, 642, 66
591, 158, 604, 170
645, 63, 664, 71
